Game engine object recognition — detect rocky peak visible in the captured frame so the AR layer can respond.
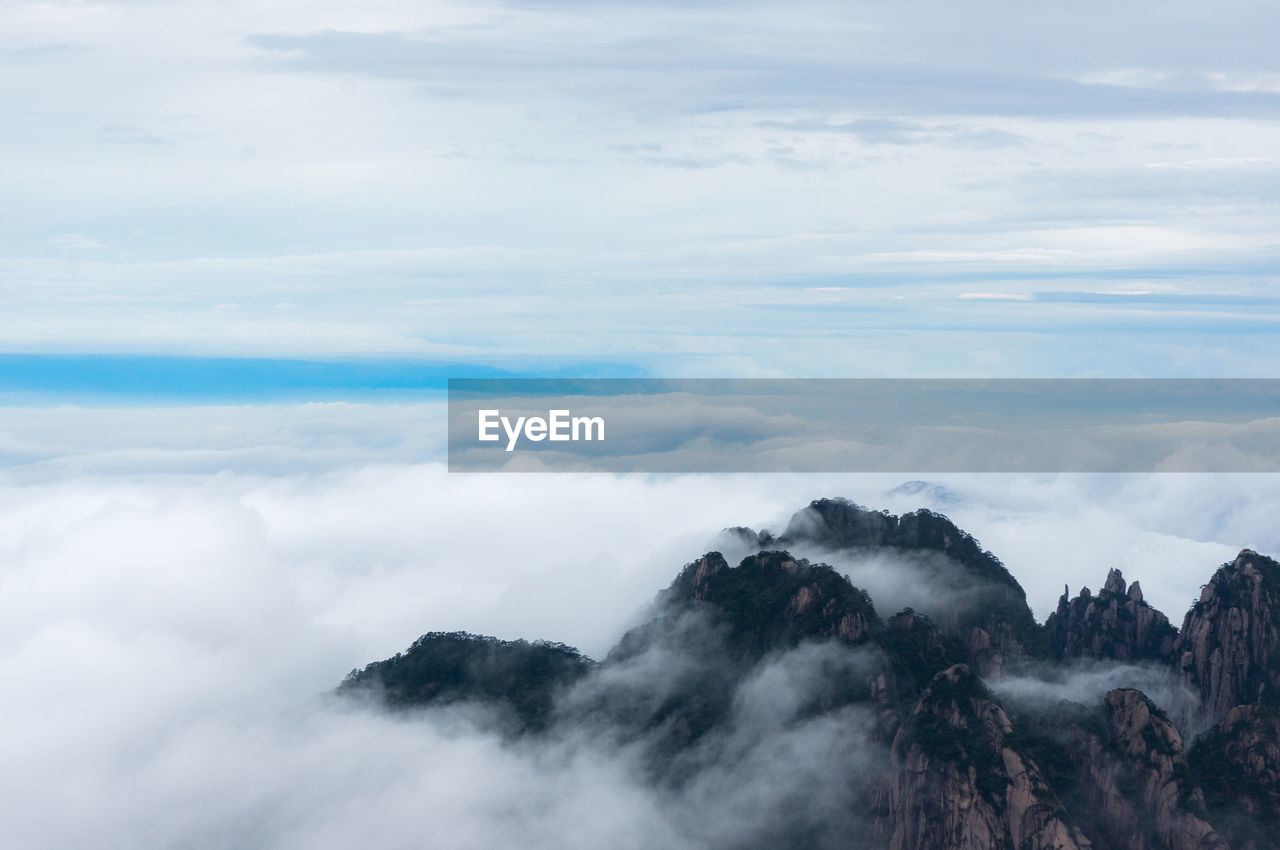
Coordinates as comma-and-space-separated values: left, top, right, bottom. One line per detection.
779, 501, 1017, 596
599, 549, 885, 761
880, 608, 962, 704
1100, 689, 1227, 850
716, 525, 775, 552
1017, 689, 1226, 850
879, 663, 1091, 850
335, 506, 1280, 850
1043, 568, 1177, 662
1189, 704, 1280, 850
1175, 548, 1280, 723
658, 549, 879, 655
778, 498, 1040, 676
685, 551, 729, 597
337, 632, 593, 731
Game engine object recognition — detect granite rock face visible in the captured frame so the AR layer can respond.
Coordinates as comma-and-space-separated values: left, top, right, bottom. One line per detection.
1096, 689, 1227, 850
1020, 688, 1227, 850
1190, 705, 1280, 850
878, 664, 1092, 850
1044, 568, 1177, 662
1175, 549, 1280, 723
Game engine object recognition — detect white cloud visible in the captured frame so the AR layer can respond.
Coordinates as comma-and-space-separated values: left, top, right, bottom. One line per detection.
1, 1, 1279, 370
2, 402, 1279, 846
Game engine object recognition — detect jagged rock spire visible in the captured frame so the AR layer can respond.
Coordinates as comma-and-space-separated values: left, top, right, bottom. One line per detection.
1043, 568, 1176, 662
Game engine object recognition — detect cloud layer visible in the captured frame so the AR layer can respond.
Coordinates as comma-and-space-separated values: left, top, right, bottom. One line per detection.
2, 0, 1280, 374
2, 399, 1279, 847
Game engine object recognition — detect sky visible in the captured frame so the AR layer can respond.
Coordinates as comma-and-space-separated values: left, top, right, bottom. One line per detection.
3, 0, 1280, 383
3, 3, 1280, 847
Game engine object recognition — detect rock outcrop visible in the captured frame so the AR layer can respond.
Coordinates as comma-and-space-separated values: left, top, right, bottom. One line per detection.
1044, 568, 1177, 662
337, 631, 593, 731
597, 549, 884, 755
880, 608, 962, 702
649, 549, 880, 655
775, 498, 1041, 676
1190, 705, 1280, 850
1098, 689, 1227, 850
339, 500, 1280, 850
1019, 689, 1226, 850
1175, 549, 1280, 723
879, 664, 1092, 850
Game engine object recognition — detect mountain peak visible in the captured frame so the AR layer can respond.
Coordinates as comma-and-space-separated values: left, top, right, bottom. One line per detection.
1177, 549, 1280, 723
659, 549, 880, 655
337, 632, 593, 731
775, 499, 1039, 676
778, 499, 1025, 598
332, 508, 1280, 849
1044, 568, 1176, 662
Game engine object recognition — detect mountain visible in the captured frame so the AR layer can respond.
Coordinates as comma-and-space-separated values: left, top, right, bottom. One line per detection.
773, 498, 1041, 677
1175, 549, 1280, 723
1190, 705, 1280, 850
879, 608, 963, 706
338, 499, 1280, 849
1043, 568, 1178, 662
1019, 689, 1226, 850
876, 663, 1091, 850
650, 549, 880, 656
586, 550, 886, 759
337, 631, 593, 731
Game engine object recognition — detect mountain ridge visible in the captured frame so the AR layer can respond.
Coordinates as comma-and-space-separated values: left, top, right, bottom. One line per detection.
339, 499, 1280, 850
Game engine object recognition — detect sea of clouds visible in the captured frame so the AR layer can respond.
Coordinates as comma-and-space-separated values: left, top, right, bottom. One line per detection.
1, 402, 1277, 848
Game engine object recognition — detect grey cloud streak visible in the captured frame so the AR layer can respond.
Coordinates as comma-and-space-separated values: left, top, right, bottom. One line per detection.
245, 29, 1280, 120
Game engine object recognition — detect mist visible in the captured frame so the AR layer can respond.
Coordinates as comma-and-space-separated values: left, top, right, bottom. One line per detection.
993, 660, 1206, 735
3, 411, 1279, 846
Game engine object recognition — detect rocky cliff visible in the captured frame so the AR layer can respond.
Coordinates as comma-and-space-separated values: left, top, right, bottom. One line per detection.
1019, 689, 1226, 850
1044, 568, 1177, 662
652, 548, 880, 655
339, 499, 1280, 850
1175, 549, 1280, 723
1190, 705, 1280, 850
878, 663, 1091, 850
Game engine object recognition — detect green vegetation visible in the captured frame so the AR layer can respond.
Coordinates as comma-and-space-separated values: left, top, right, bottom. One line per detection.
339, 631, 593, 731
897, 667, 1011, 805
879, 609, 963, 701
677, 550, 880, 657
781, 499, 1043, 656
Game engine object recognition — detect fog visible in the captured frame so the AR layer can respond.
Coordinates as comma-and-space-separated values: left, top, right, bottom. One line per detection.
2, 411, 1278, 847
994, 660, 1206, 735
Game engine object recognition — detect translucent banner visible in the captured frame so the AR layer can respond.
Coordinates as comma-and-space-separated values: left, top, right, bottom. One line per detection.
447, 379, 1280, 472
